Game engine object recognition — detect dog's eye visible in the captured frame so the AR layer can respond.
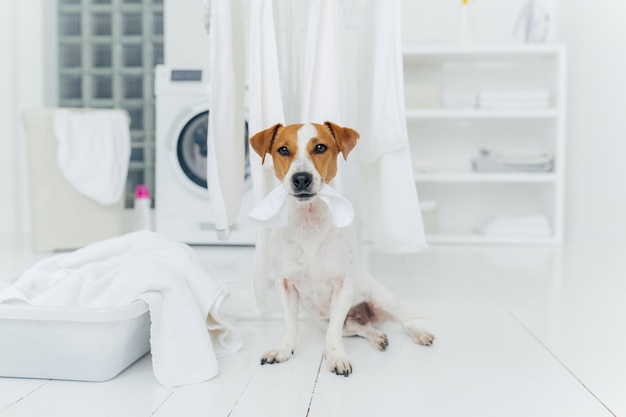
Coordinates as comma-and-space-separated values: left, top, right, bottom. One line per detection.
277, 146, 290, 156
314, 144, 328, 154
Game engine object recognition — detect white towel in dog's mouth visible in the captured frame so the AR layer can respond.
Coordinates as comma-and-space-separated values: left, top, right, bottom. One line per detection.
248, 184, 354, 228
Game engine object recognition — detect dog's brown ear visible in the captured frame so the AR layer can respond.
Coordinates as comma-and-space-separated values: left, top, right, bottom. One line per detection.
250, 123, 283, 164
324, 121, 360, 160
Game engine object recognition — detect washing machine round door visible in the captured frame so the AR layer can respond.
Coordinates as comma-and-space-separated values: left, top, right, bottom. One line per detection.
176, 110, 250, 190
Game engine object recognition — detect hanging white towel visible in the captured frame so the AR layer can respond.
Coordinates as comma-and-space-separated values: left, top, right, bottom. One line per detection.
53, 109, 130, 206
207, 0, 246, 240
0, 231, 241, 387
357, 0, 427, 254
300, 0, 347, 196
247, 0, 286, 312
357, 1, 407, 165
300, 0, 343, 124
248, 0, 285, 202
248, 184, 355, 228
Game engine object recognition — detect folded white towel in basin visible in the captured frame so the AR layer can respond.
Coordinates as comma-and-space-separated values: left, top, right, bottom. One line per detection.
0, 231, 241, 387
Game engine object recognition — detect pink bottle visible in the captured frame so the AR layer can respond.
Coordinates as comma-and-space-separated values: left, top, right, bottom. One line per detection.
134, 184, 153, 231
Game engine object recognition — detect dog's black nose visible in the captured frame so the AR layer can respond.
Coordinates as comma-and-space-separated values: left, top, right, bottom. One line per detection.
292, 172, 313, 191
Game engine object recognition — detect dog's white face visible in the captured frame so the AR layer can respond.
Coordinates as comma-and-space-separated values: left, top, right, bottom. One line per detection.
250, 122, 360, 201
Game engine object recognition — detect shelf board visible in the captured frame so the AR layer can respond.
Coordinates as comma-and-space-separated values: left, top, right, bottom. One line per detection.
414, 172, 556, 184
402, 44, 565, 58
425, 234, 558, 245
406, 108, 559, 120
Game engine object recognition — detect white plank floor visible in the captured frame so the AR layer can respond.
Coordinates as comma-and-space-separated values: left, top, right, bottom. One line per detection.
0, 236, 624, 417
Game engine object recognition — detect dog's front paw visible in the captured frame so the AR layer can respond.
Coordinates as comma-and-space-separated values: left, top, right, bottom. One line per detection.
260, 347, 294, 365
325, 350, 353, 377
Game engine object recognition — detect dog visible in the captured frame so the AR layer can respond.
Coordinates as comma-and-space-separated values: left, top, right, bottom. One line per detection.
249, 121, 434, 377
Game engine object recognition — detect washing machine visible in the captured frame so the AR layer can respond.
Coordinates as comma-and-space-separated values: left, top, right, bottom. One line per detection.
154, 65, 256, 245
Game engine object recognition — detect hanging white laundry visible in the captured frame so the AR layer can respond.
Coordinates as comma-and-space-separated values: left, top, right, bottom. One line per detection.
206, 0, 246, 240
357, 0, 427, 253
247, 0, 286, 312
300, 0, 347, 196
53, 109, 130, 206
356, 2, 406, 165
300, 0, 343, 124
248, 0, 285, 202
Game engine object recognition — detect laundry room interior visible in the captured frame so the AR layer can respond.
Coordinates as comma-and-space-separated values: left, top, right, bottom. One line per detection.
1, 0, 626, 416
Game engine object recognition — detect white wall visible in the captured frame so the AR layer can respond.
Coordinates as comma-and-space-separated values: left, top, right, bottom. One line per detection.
401, 0, 556, 45
164, 0, 210, 69
557, 0, 626, 241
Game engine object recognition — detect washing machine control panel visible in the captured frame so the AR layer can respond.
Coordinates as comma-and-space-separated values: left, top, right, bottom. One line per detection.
171, 70, 203, 82
155, 65, 208, 96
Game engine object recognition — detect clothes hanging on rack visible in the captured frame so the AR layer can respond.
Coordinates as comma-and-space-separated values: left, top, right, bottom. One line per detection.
300, 0, 343, 124
247, 0, 286, 312
209, 0, 428, 308
206, 0, 246, 240
356, 0, 427, 253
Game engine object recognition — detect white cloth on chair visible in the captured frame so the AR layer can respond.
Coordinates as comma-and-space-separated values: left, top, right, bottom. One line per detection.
53, 109, 130, 206
0, 231, 241, 387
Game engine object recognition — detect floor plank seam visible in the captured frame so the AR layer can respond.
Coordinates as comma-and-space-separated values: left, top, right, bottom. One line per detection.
0, 380, 50, 414
505, 309, 617, 417
475, 264, 618, 417
305, 353, 324, 417
226, 366, 259, 417
149, 387, 177, 417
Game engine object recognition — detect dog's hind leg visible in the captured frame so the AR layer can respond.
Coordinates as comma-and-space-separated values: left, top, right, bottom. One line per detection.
343, 318, 389, 351
362, 278, 435, 346
260, 278, 299, 365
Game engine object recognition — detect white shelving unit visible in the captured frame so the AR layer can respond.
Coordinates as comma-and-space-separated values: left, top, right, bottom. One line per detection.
403, 44, 567, 245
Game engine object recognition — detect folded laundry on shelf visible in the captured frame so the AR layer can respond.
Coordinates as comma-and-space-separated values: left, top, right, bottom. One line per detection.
472, 147, 554, 172
477, 90, 550, 109
476, 214, 552, 238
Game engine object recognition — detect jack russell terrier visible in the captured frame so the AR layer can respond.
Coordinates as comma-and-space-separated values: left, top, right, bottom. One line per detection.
249, 121, 434, 377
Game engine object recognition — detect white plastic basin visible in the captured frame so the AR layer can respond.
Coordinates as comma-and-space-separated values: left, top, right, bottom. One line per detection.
0, 301, 150, 382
